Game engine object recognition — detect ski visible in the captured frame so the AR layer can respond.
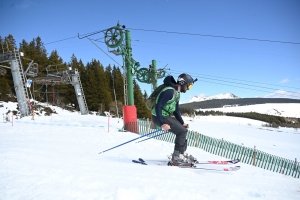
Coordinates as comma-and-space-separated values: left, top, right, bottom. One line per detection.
197, 158, 240, 165
132, 158, 241, 171
138, 158, 240, 165
181, 165, 241, 171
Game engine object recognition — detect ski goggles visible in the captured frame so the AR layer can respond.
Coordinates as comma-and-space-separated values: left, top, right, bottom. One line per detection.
187, 83, 193, 90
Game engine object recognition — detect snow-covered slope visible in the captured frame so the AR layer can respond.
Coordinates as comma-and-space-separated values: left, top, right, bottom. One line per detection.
189, 93, 239, 102
1, 101, 300, 199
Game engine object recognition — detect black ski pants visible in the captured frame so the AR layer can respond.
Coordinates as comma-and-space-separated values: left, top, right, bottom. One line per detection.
152, 115, 188, 153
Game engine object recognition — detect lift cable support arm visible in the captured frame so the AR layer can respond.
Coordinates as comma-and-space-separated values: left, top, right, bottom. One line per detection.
78, 28, 109, 39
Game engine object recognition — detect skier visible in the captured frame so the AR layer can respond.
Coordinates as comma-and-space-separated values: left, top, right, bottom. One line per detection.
151, 73, 198, 165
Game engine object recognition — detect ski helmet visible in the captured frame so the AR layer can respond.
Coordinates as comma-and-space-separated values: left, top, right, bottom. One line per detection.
177, 73, 197, 93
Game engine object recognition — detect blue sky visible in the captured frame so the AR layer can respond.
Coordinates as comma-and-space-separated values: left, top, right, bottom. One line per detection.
1, 0, 300, 103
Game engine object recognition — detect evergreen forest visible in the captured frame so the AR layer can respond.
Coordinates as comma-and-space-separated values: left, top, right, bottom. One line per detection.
0, 34, 151, 119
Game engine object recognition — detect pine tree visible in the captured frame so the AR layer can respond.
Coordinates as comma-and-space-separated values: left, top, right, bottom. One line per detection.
0, 74, 12, 101
85, 60, 113, 111
133, 80, 151, 119
3, 34, 17, 50
105, 65, 113, 100
48, 50, 63, 65
95, 61, 113, 111
113, 66, 125, 103
85, 60, 99, 111
143, 90, 148, 100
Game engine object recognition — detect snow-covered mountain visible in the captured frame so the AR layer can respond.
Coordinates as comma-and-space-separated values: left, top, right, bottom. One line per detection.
189, 93, 240, 102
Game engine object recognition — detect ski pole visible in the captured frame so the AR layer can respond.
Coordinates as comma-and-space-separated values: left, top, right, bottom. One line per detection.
136, 131, 169, 143
98, 129, 162, 154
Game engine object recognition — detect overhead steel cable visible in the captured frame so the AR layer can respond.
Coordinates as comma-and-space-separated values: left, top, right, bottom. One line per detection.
196, 78, 299, 99
43, 26, 300, 46
129, 39, 300, 59
170, 72, 300, 95
198, 79, 299, 99
44, 28, 108, 45
78, 28, 109, 39
44, 36, 78, 45
170, 72, 300, 99
199, 76, 299, 95
170, 69, 300, 90
87, 38, 122, 67
127, 28, 300, 45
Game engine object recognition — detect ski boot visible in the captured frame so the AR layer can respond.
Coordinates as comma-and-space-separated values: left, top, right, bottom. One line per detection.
168, 150, 193, 167
183, 152, 197, 163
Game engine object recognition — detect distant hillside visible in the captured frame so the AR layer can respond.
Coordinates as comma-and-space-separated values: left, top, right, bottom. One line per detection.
180, 98, 300, 109
189, 93, 239, 102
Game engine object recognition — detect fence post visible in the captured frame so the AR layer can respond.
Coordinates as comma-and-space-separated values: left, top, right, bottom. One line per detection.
195, 131, 199, 148
147, 118, 150, 133
253, 145, 257, 166
220, 138, 224, 157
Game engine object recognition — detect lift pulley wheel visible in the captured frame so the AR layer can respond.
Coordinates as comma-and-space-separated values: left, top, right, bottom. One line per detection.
104, 27, 124, 48
136, 68, 151, 83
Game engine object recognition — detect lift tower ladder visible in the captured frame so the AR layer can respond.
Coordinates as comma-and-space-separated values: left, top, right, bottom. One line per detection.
0, 49, 32, 117
123, 69, 128, 106
71, 68, 88, 115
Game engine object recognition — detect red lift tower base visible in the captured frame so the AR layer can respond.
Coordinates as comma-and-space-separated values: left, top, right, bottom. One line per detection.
123, 105, 138, 133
